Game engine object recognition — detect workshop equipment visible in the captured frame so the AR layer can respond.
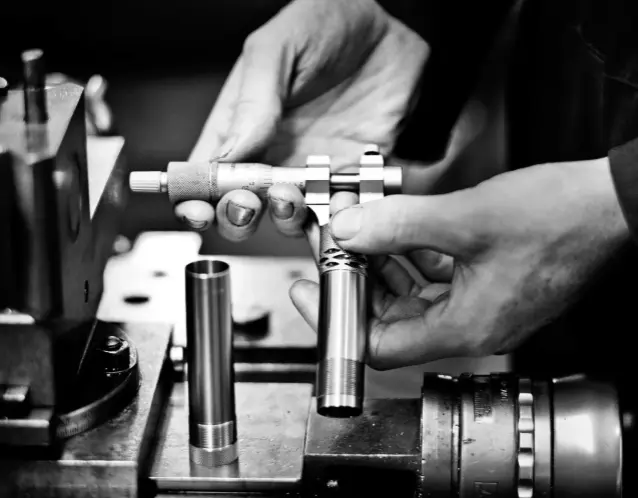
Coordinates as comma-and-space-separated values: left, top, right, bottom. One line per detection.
185, 259, 238, 467
129, 147, 401, 417
1, 47, 631, 497
0, 49, 135, 449
0, 49, 174, 498
151, 372, 624, 497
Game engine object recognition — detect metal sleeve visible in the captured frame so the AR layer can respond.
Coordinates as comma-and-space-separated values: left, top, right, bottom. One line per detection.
185, 260, 238, 466
316, 224, 368, 417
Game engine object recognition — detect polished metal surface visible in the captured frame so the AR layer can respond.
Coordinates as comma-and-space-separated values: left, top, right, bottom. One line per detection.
150, 382, 311, 493
420, 374, 456, 497
185, 260, 237, 466
553, 374, 623, 497
457, 374, 517, 497
0, 322, 173, 497
532, 379, 552, 497
304, 397, 421, 497
316, 228, 368, 417
517, 377, 534, 498
21, 49, 47, 123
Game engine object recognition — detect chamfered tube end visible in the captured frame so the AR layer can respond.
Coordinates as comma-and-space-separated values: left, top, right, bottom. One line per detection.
316, 358, 364, 418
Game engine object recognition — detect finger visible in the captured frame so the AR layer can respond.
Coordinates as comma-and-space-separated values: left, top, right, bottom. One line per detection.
222, 28, 295, 161
268, 184, 308, 237
417, 283, 451, 302
330, 191, 359, 215
408, 249, 454, 282
330, 193, 481, 258
370, 256, 419, 297
174, 200, 216, 231
215, 190, 264, 242
303, 213, 321, 264
368, 298, 468, 370
289, 279, 319, 332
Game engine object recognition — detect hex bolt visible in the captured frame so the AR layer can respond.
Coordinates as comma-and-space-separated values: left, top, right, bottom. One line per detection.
97, 335, 130, 372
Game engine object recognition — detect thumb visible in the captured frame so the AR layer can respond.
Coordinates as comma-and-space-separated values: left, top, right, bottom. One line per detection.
222, 31, 294, 161
330, 194, 480, 258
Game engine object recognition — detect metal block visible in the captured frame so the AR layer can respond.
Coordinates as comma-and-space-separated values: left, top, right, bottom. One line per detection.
303, 398, 421, 497
150, 383, 311, 493
0, 322, 173, 497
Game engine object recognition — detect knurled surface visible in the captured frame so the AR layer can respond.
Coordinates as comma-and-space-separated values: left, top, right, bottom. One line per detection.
129, 172, 162, 192
195, 421, 236, 449
318, 224, 368, 276
317, 358, 363, 398
167, 161, 218, 203
189, 443, 238, 467
517, 377, 534, 498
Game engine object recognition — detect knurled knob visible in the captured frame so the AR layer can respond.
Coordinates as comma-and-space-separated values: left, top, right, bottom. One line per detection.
129, 171, 167, 193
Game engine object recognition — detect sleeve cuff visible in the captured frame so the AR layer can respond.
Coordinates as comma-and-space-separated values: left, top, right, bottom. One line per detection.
609, 136, 638, 243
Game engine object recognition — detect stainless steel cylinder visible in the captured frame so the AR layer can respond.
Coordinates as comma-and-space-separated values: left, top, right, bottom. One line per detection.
316, 225, 367, 417
185, 259, 238, 466
21, 49, 47, 123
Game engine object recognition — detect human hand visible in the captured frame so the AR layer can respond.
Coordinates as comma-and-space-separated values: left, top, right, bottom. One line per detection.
175, 0, 428, 239
290, 158, 629, 369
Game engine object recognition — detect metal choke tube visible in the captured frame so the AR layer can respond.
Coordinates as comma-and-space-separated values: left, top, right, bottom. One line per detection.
185, 260, 238, 466
316, 225, 368, 417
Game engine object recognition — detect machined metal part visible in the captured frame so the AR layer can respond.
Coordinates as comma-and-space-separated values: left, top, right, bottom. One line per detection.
152, 372, 624, 497
0, 50, 128, 446
185, 260, 238, 466
0, 323, 173, 497
315, 224, 367, 417
151, 382, 311, 493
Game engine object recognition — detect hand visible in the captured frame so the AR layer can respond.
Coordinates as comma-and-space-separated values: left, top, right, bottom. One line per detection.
175, 0, 429, 239
290, 158, 629, 369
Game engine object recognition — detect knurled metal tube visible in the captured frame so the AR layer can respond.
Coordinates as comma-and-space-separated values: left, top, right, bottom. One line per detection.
185, 260, 238, 466
316, 225, 367, 417
21, 49, 47, 123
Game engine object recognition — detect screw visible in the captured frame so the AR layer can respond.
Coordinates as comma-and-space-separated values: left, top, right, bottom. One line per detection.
104, 335, 122, 351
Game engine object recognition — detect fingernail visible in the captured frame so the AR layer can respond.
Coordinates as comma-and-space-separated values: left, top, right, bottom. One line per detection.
226, 202, 255, 227
271, 197, 294, 219
331, 206, 362, 240
183, 217, 209, 231
211, 136, 237, 161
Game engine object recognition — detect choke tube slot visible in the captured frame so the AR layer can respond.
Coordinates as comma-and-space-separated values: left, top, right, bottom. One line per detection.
185, 259, 238, 466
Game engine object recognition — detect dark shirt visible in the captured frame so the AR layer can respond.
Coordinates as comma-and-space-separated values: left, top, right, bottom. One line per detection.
398, 1, 638, 383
